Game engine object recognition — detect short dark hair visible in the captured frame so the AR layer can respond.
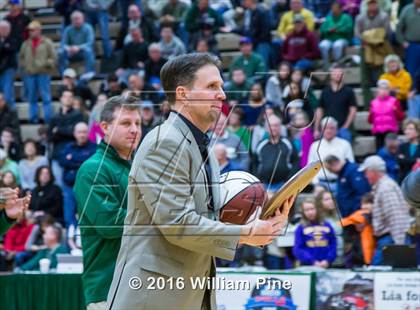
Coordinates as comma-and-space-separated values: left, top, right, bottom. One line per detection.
100, 94, 141, 123
324, 154, 340, 165
160, 53, 222, 105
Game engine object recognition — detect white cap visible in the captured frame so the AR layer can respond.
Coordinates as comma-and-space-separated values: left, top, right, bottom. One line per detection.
63, 68, 77, 79
358, 155, 386, 172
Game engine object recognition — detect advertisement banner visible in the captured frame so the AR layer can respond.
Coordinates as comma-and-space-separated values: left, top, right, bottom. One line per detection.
216, 271, 312, 310
374, 272, 420, 310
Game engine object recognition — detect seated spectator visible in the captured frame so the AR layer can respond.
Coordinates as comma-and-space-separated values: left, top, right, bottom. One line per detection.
101, 74, 126, 98
281, 15, 320, 72
36, 126, 48, 156
53, 0, 82, 28
48, 90, 84, 188
315, 66, 357, 142
359, 155, 412, 265
319, 2, 353, 66
194, 37, 218, 55
4, 0, 30, 48
324, 155, 371, 217
316, 190, 344, 267
225, 68, 253, 107
59, 122, 96, 228
18, 139, 48, 191
1, 127, 21, 162
289, 111, 314, 167
397, 118, 420, 182
341, 193, 376, 265
159, 23, 186, 60
144, 43, 167, 88
308, 117, 355, 191
282, 81, 315, 125
19, 21, 56, 124
265, 61, 292, 109
256, 114, 299, 192
229, 37, 266, 81
0, 148, 19, 184
128, 74, 160, 104
116, 4, 158, 51
0, 93, 20, 140
240, 83, 267, 127
227, 108, 252, 150
277, 0, 315, 39
184, 0, 223, 50
408, 73, 420, 119
88, 94, 107, 144
58, 68, 96, 109
210, 113, 250, 171
368, 79, 404, 150
214, 143, 242, 174
72, 96, 89, 123
379, 54, 412, 108
20, 224, 68, 271
140, 101, 161, 138
0, 20, 18, 109
58, 11, 95, 75
29, 166, 64, 223
1, 171, 18, 190
377, 132, 400, 181
116, 27, 149, 86
355, 0, 392, 86
293, 198, 337, 267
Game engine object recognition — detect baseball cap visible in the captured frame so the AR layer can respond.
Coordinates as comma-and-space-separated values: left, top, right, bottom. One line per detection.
28, 20, 42, 30
63, 68, 77, 79
358, 155, 386, 172
239, 37, 252, 45
141, 100, 154, 110
293, 14, 305, 23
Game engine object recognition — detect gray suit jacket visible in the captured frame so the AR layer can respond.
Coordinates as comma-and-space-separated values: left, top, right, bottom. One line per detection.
107, 112, 242, 310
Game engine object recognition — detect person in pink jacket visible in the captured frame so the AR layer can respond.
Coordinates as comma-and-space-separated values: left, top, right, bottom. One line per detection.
368, 79, 405, 150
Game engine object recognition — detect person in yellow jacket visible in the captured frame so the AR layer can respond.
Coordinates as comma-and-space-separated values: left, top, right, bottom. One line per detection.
379, 54, 412, 103
277, 0, 315, 39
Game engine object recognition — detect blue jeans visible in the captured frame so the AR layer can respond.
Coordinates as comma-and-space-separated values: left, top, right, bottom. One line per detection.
52, 160, 64, 189
263, 254, 285, 270
405, 42, 420, 79
24, 74, 52, 123
319, 39, 348, 64
0, 68, 16, 109
408, 95, 420, 119
372, 234, 394, 265
337, 127, 352, 143
58, 48, 95, 75
62, 183, 77, 228
86, 10, 112, 58
255, 42, 271, 71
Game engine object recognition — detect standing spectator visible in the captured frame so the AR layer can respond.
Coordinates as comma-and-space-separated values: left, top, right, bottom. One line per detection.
379, 55, 412, 108
48, 90, 84, 188
0, 93, 20, 139
58, 68, 96, 109
143, 43, 167, 86
210, 113, 250, 171
4, 0, 31, 48
116, 4, 158, 50
53, 0, 82, 28
265, 61, 292, 109
158, 23, 186, 60
368, 79, 404, 150
0, 20, 18, 109
293, 198, 337, 267
18, 139, 49, 191
229, 37, 266, 81
396, 0, 420, 79
225, 68, 253, 107
0, 148, 19, 183
29, 166, 63, 223
359, 155, 411, 265
116, 27, 149, 86
397, 118, 420, 182
308, 117, 355, 190
256, 114, 299, 192
83, 0, 114, 59
281, 15, 320, 72
315, 66, 357, 142
277, 0, 315, 39
377, 133, 400, 181
58, 11, 95, 75
59, 122, 96, 228
355, 0, 392, 85
19, 21, 57, 124
319, 3, 353, 66
214, 143, 242, 174
324, 155, 371, 217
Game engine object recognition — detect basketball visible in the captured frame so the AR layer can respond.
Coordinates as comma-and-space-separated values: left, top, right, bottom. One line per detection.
219, 171, 267, 225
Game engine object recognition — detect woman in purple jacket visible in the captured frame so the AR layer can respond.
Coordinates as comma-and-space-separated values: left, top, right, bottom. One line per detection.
293, 198, 337, 267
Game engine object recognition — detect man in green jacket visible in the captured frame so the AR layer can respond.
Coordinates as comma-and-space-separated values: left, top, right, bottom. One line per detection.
0, 187, 30, 235
74, 95, 141, 310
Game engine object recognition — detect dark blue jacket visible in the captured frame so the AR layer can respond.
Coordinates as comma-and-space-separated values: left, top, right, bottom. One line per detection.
58, 141, 96, 186
377, 147, 399, 181
337, 161, 371, 217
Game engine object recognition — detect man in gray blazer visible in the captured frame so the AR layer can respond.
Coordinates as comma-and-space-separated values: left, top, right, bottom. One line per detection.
107, 53, 294, 310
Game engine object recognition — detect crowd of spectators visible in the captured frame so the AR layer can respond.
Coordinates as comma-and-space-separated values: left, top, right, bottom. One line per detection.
0, 0, 419, 271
